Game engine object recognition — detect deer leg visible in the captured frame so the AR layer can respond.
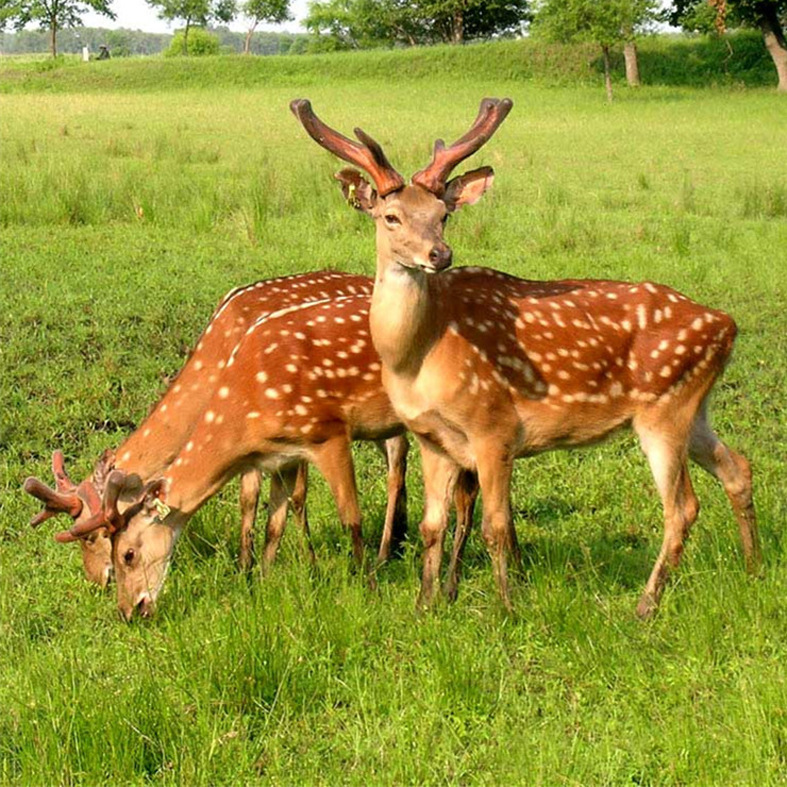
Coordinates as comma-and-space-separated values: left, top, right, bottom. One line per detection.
310, 436, 365, 568
261, 464, 299, 572
239, 468, 262, 571
476, 454, 516, 612
290, 461, 316, 565
376, 434, 409, 564
689, 405, 761, 574
443, 469, 480, 602
635, 424, 700, 619
417, 442, 461, 609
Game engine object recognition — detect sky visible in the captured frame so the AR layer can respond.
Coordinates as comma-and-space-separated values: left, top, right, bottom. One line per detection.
82, 0, 311, 34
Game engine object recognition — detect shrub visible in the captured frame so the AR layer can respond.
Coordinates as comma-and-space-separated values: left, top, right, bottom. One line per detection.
164, 28, 220, 57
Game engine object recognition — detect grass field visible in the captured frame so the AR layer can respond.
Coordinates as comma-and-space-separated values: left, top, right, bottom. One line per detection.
1, 48, 787, 785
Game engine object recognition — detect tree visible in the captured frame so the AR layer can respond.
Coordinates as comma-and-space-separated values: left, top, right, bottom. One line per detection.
240, 0, 291, 54
147, 0, 236, 54
531, 0, 658, 100
669, 1, 787, 91
305, 0, 528, 50
1, 0, 17, 31
10, 0, 115, 57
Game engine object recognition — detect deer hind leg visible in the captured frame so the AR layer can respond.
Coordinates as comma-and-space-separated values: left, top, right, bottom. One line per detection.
310, 436, 365, 568
443, 469, 480, 602
417, 442, 461, 609
261, 464, 301, 572
689, 403, 761, 574
634, 421, 700, 619
290, 461, 316, 565
476, 453, 518, 612
239, 468, 262, 571
375, 434, 409, 564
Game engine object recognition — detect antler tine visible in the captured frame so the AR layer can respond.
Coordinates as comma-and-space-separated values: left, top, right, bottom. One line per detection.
290, 99, 405, 197
23, 475, 83, 527
52, 450, 78, 493
412, 97, 513, 196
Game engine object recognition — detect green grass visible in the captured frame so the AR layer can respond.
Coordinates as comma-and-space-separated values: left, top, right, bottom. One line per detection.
1, 61, 787, 785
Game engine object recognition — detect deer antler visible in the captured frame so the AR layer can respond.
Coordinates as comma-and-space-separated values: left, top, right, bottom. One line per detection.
411, 97, 513, 196
54, 469, 158, 543
290, 99, 405, 197
23, 451, 84, 527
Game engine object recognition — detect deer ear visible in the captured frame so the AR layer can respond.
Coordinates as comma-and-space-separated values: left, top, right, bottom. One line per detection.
334, 168, 377, 214
444, 166, 495, 212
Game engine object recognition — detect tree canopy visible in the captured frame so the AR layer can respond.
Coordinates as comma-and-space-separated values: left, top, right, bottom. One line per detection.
147, 0, 236, 53
8, 0, 115, 55
668, 1, 787, 90
304, 0, 529, 50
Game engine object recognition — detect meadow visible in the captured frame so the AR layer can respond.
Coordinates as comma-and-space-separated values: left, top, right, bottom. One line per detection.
1, 46, 787, 785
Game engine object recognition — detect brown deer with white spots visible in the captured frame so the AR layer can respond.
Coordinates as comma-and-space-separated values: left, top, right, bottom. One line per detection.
24, 272, 411, 589
43, 294, 434, 620
291, 97, 761, 616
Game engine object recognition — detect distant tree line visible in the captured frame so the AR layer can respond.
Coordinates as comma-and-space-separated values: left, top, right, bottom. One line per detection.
0, 25, 308, 56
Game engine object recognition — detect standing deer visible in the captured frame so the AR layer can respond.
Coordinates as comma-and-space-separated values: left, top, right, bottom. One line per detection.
290, 97, 760, 616
24, 272, 410, 588
38, 293, 457, 620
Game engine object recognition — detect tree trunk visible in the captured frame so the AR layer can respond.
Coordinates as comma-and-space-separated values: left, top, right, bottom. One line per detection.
183, 16, 191, 56
50, 20, 57, 58
624, 40, 640, 86
758, 7, 787, 92
602, 44, 613, 102
452, 9, 463, 44
244, 23, 257, 55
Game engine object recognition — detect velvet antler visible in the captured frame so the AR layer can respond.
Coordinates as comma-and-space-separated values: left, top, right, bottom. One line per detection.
411, 98, 513, 196
23, 451, 84, 527
290, 99, 405, 197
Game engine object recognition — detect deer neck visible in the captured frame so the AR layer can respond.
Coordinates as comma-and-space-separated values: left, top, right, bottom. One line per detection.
370, 257, 443, 378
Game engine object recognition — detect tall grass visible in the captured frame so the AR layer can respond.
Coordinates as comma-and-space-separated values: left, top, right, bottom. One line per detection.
1, 67, 787, 785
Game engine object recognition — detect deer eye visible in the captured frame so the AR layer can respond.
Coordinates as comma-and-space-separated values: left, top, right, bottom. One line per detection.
123, 548, 135, 565
384, 214, 401, 226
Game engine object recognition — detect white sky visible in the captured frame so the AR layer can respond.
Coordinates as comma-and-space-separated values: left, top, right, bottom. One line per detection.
82, 0, 310, 34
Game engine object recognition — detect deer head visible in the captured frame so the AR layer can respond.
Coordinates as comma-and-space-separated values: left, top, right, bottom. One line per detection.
47, 463, 172, 620
290, 98, 512, 274
23, 450, 115, 587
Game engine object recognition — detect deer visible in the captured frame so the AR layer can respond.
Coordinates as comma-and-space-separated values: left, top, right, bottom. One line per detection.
24, 272, 411, 591
290, 97, 761, 617
32, 293, 478, 620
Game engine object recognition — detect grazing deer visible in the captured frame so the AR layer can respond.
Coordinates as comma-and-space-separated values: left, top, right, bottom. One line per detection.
39, 294, 427, 620
25, 272, 410, 588
290, 97, 760, 616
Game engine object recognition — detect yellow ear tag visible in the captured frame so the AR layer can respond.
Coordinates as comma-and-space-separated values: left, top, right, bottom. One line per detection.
347, 182, 361, 209
151, 497, 171, 522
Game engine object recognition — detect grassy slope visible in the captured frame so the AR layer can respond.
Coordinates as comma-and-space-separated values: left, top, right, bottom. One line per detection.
1, 53, 787, 785
0, 31, 778, 93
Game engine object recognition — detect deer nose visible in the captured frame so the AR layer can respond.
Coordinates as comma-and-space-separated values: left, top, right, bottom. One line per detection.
428, 244, 453, 271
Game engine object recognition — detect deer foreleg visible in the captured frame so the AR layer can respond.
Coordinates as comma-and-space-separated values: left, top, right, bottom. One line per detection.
310, 436, 365, 568
443, 468, 480, 602
239, 468, 262, 571
476, 451, 517, 612
416, 441, 461, 609
376, 434, 409, 564
261, 464, 300, 572
290, 461, 316, 565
